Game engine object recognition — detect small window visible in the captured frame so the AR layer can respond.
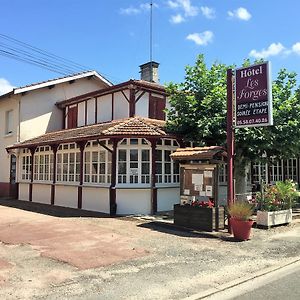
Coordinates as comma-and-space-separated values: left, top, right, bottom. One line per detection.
5, 110, 13, 135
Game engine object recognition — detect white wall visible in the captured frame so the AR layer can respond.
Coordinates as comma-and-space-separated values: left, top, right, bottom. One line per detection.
19, 183, 29, 201
55, 185, 78, 208
116, 188, 151, 215
157, 187, 180, 212
86, 99, 95, 125
114, 91, 129, 120
135, 92, 149, 117
20, 78, 106, 140
0, 96, 19, 182
97, 94, 112, 123
77, 102, 85, 127
82, 186, 110, 213
32, 184, 51, 204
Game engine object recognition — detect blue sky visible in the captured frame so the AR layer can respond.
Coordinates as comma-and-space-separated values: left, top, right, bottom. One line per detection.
1, 0, 300, 94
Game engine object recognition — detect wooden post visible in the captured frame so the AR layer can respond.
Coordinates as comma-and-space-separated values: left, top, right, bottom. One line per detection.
50, 144, 58, 205
129, 86, 135, 117
214, 165, 219, 232
110, 138, 119, 216
150, 139, 158, 215
77, 141, 86, 209
29, 147, 36, 202
227, 69, 235, 233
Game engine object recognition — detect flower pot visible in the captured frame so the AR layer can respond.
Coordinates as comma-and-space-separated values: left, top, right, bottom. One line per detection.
256, 209, 292, 228
230, 218, 254, 241
174, 204, 225, 231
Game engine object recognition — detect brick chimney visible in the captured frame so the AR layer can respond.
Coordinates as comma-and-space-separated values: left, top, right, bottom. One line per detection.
139, 61, 159, 83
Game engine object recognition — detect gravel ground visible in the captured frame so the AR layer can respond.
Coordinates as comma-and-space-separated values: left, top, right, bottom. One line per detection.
0, 201, 300, 300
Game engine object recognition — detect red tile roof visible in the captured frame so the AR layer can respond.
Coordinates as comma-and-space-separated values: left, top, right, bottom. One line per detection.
7, 117, 175, 150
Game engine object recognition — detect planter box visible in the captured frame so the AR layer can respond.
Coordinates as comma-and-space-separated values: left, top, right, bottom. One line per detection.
256, 209, 292, 228
174, 204, 225, 232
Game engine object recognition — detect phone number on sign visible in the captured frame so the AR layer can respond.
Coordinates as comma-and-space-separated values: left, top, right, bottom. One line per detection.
237, 117, 268, 126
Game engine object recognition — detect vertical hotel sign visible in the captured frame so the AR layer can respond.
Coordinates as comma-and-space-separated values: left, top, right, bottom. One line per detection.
235, 62, 273, 127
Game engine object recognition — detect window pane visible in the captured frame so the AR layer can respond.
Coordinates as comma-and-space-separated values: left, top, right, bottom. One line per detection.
119, 150, 126, 161
156, 150, 162, 161
142, 163, 150, 174
165, 150, 171, 162
130, 149, 138, 161
130, 139, 138, 145
118, 162, 126, 174
142, 150, 150, 161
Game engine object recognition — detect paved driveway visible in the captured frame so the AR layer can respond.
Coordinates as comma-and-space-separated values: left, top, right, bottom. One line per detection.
0, 205, 146, 270
0, 200, 300, 300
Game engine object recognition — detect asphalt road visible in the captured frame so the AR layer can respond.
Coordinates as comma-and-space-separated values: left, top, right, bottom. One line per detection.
233, 267, 300, 300
203, 260, 300, 300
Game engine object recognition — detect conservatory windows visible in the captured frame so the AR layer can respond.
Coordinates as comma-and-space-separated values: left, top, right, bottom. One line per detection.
33, 146, 54, 181
56, 144, 80, 183
84, 140, 111, 184
19, 138, 180, 186
20, 149, 31, 181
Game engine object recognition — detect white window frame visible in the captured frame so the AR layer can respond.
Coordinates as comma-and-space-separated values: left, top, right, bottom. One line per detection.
84, 140, 112, 185
156, 139, 179, 186
20, 149, 31, 181
117, 138, 151, 186
56, 143, 80, 183
33, 146, 53, 182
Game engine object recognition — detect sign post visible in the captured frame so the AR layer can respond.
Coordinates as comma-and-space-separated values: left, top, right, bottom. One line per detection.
226, 62, 272, 232
226, 69, 234, 233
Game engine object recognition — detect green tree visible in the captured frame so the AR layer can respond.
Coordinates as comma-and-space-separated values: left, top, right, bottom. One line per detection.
166, 54, 300, 195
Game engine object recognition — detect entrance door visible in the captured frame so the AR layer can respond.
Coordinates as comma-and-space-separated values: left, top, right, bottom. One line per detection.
9, 154, 18, 198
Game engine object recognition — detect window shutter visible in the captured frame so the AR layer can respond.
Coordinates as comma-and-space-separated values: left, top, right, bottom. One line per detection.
67, 106, 78, 129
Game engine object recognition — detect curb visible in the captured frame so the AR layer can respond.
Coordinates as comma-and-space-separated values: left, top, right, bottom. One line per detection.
182, 257, 300, 300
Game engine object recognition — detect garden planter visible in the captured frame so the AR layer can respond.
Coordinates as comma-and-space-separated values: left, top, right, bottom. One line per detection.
230, 218, 254, 241
174, 204, 225, 232
256, 209, 292, 228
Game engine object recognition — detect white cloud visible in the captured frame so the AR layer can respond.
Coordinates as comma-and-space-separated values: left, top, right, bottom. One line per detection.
0, 78, 14, 96
120, 7, 140, 15
249, 43, 285, 59
292, 42, 300, 55
228, 7, 251, 21
167, 0, 198, 17
120, 3, 158, 15
170, 14, 185, 24
186, 31, 214, 46
200, 6, 216, 19
167, 0, 179, 9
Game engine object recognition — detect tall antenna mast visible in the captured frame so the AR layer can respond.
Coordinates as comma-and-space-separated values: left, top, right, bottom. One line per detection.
150, 0, 153, 81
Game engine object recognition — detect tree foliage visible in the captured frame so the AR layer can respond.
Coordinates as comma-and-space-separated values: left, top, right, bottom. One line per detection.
166, 54, 300, 166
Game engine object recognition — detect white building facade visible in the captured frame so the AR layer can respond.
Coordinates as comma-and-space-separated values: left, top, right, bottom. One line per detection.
6, 64, 182, 215
0, 71, 112, 197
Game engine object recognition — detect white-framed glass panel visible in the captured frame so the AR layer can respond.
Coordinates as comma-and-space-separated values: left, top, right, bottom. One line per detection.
117, 138, 180, 185
154, 139, 180, 184
269, 158, 283, 183
56, 143, 80, 183
83, 140, 112, 184
20, 149, 31, 181
285, 158, 298, 182
252, 162, 268, 184
32, 146, 54, 182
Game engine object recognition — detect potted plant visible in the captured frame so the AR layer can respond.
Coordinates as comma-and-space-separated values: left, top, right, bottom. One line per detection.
227, 201, 254, 241
256, 180, 299, 228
